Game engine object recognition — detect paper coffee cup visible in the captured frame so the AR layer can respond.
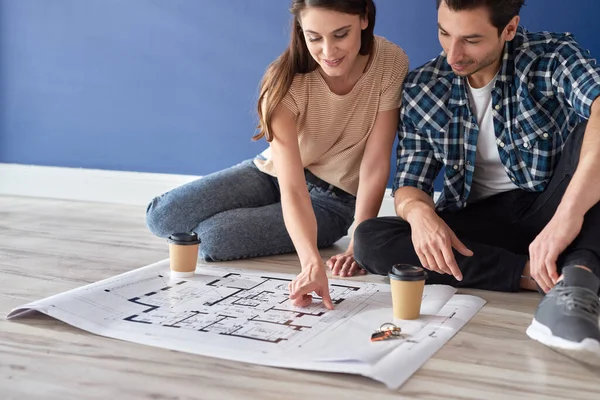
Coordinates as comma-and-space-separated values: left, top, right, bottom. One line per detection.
388, 264, 427, 320
167, 232, 201, 278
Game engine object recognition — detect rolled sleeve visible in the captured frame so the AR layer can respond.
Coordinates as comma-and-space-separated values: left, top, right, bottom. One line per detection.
392, 105, 442, 197
552, 38, 600, 119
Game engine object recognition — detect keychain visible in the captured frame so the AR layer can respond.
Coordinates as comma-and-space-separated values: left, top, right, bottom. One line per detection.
370, 323, 403, 342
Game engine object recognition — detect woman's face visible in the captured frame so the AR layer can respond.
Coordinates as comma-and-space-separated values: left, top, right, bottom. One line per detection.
299, 8, 368, 78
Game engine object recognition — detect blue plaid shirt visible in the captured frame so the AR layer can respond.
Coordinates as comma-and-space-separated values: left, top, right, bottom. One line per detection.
393, 27, 600, 212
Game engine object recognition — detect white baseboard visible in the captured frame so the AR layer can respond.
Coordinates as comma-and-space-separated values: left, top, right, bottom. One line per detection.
379, 192, 396, 217
0, 163, 201, 206
0, 163, 433, 216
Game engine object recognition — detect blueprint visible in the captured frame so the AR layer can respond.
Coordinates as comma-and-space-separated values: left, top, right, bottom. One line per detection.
7, 259, 486, 389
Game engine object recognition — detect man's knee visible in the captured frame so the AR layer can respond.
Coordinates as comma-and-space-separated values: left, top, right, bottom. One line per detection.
354, 217, 395, 255
354, 217, 383, 245
353, 217, 413, 275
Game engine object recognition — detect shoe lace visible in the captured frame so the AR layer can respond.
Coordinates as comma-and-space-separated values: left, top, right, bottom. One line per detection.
557, 286, 600, 316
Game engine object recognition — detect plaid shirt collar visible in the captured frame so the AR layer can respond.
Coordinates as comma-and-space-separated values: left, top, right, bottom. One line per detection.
447, 39, 515, 110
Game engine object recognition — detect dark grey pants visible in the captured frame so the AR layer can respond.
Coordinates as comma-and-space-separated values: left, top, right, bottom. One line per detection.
354, 122, 600, 293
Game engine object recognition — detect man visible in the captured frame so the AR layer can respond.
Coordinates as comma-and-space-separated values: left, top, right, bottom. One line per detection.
354, 0, 600, 366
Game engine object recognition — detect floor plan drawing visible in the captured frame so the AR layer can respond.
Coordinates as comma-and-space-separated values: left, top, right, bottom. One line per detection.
107, 272, 363, 344
7, 259, 486, 390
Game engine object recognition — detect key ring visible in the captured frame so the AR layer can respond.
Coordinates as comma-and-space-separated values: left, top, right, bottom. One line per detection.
378, 323, 401, 333
370, 322, 403, 342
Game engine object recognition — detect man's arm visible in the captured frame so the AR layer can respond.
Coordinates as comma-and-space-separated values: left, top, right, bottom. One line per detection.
558, 98, 600, 217
392, 105, 441, 213
528, 98, 600, 292
392, 105, 470, 280
528, 36, 600, 291
395, 186, 436, 220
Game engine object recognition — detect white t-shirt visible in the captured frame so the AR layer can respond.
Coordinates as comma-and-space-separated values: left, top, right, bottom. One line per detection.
467, 74, 518, 202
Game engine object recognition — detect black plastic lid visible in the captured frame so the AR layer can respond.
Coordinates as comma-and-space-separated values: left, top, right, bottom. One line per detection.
388, 264, 427, 281
167, 232, 201, 245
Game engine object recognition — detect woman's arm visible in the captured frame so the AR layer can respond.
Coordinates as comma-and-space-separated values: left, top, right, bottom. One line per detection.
270, 103, 334, 309
328, 108, 399, 277
354, 108, 400, 244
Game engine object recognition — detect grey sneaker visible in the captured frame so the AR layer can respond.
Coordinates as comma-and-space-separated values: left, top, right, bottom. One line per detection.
526, 266, 600, 367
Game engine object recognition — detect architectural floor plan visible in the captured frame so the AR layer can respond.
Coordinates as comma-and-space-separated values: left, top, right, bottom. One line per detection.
105, 271, 367, 348
8, 259, 485, 389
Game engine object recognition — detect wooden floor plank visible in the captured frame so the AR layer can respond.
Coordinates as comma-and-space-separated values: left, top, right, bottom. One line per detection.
1, 195, 598, 399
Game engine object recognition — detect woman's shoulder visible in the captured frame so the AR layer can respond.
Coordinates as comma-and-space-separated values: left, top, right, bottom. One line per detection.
374, 35, 409, 68
287, 68, 322, 98
290, 67, 322, 86
371, 36, 409, 87
283, 70, 320, 111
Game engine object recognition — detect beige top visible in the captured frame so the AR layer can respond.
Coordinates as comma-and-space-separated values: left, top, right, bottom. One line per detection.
254, 36, 409, 196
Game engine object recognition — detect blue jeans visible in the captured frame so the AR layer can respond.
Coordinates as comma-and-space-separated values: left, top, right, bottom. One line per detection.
146, 159, 356, 261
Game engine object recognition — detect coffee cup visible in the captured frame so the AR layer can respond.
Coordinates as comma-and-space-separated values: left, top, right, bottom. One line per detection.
167, 232, 201, 278
388, 264, 427, 320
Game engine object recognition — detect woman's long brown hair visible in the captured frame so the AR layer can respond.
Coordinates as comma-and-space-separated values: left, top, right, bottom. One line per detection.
253, 0, 376, 142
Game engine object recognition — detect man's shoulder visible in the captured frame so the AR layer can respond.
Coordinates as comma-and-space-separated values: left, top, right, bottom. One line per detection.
513, 27, 578, 59
403, 55, 454, 100
401, 57, 455, 128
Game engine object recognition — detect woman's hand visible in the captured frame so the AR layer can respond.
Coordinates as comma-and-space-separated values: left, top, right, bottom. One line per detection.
288, 263, 334, 310
326, 250, 365, 277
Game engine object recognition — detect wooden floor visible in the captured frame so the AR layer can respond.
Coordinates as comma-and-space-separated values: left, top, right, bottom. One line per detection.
1, 195, 599, 400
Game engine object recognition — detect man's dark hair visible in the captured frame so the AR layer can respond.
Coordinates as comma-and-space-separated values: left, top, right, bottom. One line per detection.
436, 0, 526, 35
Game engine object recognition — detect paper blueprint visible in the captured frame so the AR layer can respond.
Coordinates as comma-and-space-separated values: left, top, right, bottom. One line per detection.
7, 259, 486, 389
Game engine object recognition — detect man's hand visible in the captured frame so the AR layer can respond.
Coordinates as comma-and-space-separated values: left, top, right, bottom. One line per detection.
326, 250, 365, 277
288, 263, 334, 310
529, 210, 584, 293
407, 206, 472, 281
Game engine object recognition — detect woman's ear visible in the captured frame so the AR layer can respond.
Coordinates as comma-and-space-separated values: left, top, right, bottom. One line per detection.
360, 14, 369, 30
360, 6, 369, 31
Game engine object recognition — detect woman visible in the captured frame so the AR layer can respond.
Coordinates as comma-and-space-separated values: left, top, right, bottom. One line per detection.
146, 0, 409, 309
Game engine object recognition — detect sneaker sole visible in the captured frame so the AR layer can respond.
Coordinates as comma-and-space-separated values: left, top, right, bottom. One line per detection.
526, 318, 600, 367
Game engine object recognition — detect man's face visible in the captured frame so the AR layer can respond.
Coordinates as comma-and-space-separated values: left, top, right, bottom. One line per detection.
437, 2, 511, 79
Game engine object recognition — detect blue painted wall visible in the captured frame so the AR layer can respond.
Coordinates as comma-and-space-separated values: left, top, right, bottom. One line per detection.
1, 1, 599, 188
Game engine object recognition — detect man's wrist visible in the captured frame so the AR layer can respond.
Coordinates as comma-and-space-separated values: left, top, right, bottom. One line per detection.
556, 198, 586, 220
403, 200, 434, 224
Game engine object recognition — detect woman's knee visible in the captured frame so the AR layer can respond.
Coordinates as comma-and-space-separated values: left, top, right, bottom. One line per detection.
197, 229, 259, 262
145, 193, 186, 238
198, 210, 294, 262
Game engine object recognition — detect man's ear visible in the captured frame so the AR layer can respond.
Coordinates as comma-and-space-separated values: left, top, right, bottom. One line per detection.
504, 15, 520, 41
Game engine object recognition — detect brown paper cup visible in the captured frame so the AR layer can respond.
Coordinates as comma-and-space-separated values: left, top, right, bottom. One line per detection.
389, 264, 427, 320
167, 232, 201, 278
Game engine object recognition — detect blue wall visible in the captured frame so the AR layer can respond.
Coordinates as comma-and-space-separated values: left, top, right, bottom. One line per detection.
1, 0, 599, 186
